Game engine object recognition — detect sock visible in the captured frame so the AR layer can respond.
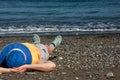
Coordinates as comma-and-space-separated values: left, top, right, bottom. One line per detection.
49, 43, 55, 49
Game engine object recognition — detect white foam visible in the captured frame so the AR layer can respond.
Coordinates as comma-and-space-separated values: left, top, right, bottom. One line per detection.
0, 27, 120, 35
0, 23, 120, 35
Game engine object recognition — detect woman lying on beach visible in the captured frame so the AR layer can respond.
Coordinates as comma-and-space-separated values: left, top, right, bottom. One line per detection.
0, 34, 62, 73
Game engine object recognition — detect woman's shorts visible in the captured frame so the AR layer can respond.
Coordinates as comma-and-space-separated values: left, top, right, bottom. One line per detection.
35, 44, 49, 61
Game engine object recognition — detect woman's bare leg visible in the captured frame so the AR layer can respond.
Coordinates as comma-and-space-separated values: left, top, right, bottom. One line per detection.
32, 34, 62, 55
46, 35, 62, 55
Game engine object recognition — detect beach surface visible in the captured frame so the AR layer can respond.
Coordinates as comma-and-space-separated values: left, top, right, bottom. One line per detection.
0, 34, 120, 80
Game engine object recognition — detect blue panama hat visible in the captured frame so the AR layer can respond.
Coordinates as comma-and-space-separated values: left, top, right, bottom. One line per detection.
0, 43, 32, 67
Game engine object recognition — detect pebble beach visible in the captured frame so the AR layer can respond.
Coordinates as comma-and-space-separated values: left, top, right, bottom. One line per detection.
0, 34, 120, 80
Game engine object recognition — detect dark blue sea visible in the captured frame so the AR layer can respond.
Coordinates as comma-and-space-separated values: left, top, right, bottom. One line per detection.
0, 0, 120, 36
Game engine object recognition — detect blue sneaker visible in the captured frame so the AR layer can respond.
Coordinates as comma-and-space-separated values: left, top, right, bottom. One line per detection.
33, 34, 40, 44
52, 35, 62, 47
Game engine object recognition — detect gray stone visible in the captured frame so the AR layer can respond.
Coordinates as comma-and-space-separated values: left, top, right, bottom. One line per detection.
106, 72, 114, 77
75, 77, 79, 79
62, 72, 67, 75
59, 57, 63, 60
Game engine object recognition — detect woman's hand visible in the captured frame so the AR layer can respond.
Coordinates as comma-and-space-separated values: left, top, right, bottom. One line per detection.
9, 68, 19, 72
15, 65, 28, 73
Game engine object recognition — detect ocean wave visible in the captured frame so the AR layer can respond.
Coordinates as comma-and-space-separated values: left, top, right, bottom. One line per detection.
0, 25, 120, 36
0, 0, 104, 2
0, 0, 119, 2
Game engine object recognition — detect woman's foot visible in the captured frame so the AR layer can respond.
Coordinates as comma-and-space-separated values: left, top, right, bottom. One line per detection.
52, 35, 62, 47
32, 34, 40, 44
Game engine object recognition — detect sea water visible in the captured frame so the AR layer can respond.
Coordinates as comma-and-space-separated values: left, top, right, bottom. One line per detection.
0, 0, 120, 36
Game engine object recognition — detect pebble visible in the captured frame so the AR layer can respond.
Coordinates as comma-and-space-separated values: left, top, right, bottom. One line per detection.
106, 72, 114, 77
59, 57, 63, 60
67, 65, 70, 68
89, 75, 92, 78
62, 72, 67, 75
0, 34, 120, 80
26, 72, 36, 75
58, 64, 62, 67
75, 77, 79, 79
38, 78, 42, 80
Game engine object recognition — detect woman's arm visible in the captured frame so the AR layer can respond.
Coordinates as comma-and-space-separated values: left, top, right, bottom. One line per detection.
17, 61, 56, 72
0, 67, 18, 73
0, 67, 11, 73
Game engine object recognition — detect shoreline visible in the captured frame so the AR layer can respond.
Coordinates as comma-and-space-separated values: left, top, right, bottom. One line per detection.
0, 31, 120, 37
0, 33, 120, 80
